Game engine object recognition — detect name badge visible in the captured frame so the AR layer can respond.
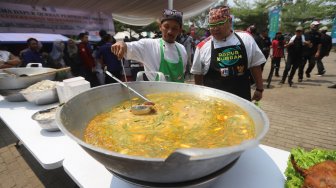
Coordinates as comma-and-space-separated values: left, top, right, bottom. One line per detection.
220, 68, 229, 77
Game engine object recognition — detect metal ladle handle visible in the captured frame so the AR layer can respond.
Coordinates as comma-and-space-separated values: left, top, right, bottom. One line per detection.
104, 69, 151, 103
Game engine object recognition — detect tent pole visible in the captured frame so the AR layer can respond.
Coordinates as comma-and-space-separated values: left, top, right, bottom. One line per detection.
168, 0, 173, 9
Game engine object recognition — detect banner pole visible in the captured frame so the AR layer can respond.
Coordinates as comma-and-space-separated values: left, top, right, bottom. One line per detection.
168, 0, 173, 9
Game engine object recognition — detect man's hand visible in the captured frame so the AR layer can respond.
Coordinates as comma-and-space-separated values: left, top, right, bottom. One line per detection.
194, 75, 204, 85
252, 90, 263, 101
111, 41, 127, 60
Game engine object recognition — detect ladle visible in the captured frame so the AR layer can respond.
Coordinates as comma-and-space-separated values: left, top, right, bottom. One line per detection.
104, 69, 154, 115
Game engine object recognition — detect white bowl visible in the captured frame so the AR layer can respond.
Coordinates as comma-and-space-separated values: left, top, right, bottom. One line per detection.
32, 107, 59, 131
21, 88, 59, 105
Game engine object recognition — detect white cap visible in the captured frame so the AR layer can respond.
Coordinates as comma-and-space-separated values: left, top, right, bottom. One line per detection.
311, 21, 320, 26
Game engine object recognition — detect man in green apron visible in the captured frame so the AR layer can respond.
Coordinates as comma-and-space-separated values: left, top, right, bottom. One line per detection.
111, 9, 187, 82
191, 6, 265, 101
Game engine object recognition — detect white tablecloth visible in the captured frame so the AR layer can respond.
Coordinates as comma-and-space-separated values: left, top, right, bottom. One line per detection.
0, 96, 77, 169
62, 144, 289, 188
0, 96, 290, 187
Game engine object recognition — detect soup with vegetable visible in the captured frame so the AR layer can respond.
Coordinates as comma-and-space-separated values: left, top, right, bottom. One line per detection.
84, 92, 255, 158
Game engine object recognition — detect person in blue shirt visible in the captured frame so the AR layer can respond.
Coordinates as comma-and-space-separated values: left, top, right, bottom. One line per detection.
20, 38, 43, 67
96, 34, 121, 84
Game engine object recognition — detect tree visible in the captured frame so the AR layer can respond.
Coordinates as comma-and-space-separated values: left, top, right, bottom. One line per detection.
280, 0, 336, 32
114, 0, 336, 38
227, 0, 336, 33
113, 20, 159, 38
231, 0, 276, 31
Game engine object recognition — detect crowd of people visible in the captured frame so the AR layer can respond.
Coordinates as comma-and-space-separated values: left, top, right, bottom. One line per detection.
269, 22, 332, 88
0, 30, 122, 87
1, 5, 334, 104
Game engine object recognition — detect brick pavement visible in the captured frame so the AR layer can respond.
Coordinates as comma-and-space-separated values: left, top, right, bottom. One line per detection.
0, 119, 76, 188
260, 51, 336, 151
0, 51, 335, 187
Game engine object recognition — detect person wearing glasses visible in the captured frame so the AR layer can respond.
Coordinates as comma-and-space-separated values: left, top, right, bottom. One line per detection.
190, 5, 265, 101
111, 9, 187, 82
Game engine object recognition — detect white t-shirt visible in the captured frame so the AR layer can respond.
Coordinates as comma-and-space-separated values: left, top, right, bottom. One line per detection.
126, 38, 187, 80
190, 32, 266, 75
0, 50, 10, 62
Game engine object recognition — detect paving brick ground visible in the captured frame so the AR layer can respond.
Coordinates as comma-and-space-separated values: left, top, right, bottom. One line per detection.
0, 119, 76, 188
0, 51, 335, 187
260, 52, 336, 151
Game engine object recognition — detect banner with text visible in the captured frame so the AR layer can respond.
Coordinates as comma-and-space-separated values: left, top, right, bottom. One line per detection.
268, 6, 281, 40
0, 2, 115, 35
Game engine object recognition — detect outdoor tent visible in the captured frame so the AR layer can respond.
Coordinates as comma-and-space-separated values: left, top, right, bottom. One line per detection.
114, 31, 155, 41
0, 0, 218, 26
0, 33, 69, 43
114, 30, 139, 40
0, 33, 70, 56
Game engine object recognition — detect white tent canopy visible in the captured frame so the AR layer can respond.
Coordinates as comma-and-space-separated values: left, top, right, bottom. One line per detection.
2, 0, 218, 26
114, 31, 156, 41
114, 30, 139, 40
0, 33, 69, 43
141, 31, 155, 38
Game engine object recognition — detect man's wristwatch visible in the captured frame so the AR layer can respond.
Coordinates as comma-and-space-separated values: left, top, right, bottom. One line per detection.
255, 88, 264, 93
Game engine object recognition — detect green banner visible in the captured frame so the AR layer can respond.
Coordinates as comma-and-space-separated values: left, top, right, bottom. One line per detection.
332, 17, 336, 45
268, 6, 281, 40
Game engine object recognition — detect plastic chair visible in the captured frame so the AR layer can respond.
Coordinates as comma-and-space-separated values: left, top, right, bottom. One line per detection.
136, 71, 166, 81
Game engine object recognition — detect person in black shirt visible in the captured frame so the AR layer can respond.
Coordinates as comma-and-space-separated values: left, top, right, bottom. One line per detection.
246, 25, 265, 84
301, 21, 322, 77
260, 29, 272, 71
318, 26, 332, 75
97, 29, 108, 47
280, 26, 309, 86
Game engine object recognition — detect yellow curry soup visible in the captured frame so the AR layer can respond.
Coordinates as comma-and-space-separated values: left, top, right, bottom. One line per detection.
84, 92, 255, 158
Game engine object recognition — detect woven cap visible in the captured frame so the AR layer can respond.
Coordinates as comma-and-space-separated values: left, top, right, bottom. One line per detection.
209, 6, 230, 23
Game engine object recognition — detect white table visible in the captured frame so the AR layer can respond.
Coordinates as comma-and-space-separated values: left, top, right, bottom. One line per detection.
1, 96, 291, 187
62, 144, 290, 188
0, 96, 77, 169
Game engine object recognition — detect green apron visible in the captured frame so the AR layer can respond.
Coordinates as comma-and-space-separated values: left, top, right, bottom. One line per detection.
158, 38, 184, 82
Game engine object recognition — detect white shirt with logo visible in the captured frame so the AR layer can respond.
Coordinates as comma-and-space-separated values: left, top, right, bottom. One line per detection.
190, 32, 265, 75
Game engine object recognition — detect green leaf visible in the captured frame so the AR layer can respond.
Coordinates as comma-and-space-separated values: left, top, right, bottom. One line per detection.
284, 148, 336, 188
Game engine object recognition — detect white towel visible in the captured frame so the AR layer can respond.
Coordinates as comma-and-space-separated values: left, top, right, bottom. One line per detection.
289, 35, 306, 44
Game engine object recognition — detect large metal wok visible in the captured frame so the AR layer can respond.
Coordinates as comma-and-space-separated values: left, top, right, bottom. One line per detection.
56, 82, 269, 183
0, 64, 56, 90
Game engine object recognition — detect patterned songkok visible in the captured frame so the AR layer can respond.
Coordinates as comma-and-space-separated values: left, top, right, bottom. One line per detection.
209, 6, 231, 23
